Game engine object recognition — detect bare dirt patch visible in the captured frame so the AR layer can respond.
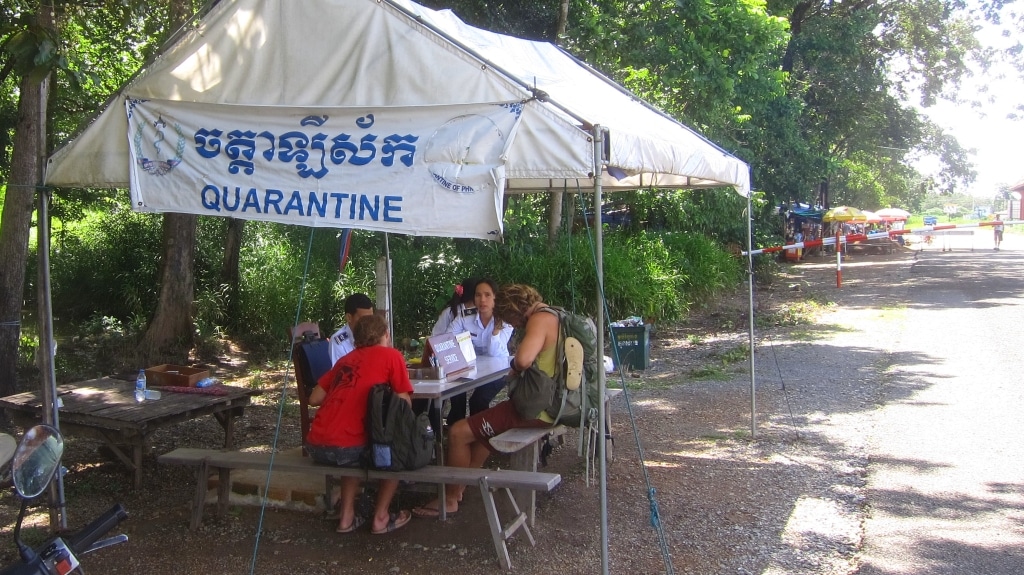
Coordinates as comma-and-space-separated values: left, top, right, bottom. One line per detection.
0, 249, 915, 574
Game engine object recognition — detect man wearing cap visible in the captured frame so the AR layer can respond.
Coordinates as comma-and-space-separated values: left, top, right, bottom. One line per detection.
329, 293, 375, 365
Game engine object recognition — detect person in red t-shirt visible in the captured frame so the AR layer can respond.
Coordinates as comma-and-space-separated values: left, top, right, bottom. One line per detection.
306, 314, 413, 535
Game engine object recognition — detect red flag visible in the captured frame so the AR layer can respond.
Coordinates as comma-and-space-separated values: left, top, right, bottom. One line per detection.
339, 229, 353, 272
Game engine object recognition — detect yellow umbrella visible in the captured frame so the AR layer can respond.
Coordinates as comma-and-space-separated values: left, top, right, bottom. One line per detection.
822, 206, 868, 222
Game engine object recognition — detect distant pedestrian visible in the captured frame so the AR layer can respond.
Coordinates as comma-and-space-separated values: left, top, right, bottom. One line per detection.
993, 214, 1004, 251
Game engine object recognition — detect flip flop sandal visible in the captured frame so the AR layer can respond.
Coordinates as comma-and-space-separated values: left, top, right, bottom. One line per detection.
412, 504, 457, 519
336, 515, 366, 534
372, 510, 412, 534
564, 336, 584, 391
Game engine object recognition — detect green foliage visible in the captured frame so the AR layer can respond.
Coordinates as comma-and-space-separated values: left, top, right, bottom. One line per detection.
234, 222, 344, 347
17, 333, 36, 366
44, 205, 162, 322
43, 201, 747, 358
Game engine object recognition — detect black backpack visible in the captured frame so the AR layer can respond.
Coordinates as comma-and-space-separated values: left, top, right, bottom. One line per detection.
366, 384, 435, 471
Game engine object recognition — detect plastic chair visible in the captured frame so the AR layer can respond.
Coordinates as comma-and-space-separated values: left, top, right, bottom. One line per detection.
288, 323, 333, 451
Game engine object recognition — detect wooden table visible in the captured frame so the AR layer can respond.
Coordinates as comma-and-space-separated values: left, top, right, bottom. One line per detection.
0, 377, 258, 489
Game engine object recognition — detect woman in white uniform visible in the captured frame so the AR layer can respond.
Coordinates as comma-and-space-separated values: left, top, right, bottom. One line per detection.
445, 278, 514, 422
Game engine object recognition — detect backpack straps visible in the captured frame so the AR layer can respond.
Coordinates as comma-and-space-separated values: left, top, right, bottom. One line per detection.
534, 306, 579, 431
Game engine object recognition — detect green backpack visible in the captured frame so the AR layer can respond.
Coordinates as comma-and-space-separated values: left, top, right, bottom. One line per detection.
536, 306, 601, 430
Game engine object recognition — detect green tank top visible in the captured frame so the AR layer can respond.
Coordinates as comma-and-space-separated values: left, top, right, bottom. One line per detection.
536, 343, 556, 377
534, 343, 558, 423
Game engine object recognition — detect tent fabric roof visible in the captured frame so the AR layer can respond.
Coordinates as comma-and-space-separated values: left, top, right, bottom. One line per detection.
45, 0, 748, 196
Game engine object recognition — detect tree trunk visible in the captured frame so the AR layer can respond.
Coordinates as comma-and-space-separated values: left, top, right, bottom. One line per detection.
138, 0, 196, 361
139, 214, 197, 359
0, 23, 50, 398
557, 0, 569, 36
781, 1, 814, 73
220, 218, 245, 326
547, 192, 564, 247
547, 1, 570, 246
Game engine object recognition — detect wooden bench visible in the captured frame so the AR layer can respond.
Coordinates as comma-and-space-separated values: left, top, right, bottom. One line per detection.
488, 387, 624, 521
490, 425, 567, 527
158, 447, 560, 571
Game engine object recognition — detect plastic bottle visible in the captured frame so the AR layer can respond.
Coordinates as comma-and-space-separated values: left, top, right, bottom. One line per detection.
135, 369, 147, 403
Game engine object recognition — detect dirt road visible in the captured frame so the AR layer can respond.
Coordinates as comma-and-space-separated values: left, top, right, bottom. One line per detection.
755, 233, 1024, 575
854, 237, 1024, 574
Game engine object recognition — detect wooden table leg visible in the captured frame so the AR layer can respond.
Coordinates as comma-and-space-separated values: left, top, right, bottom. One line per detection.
133, 443, 143, 491
509, 443, 538, 527
434, 398, 448, 521
190, 460, 209, 530
217, 467, 231, 516
213, 408, 241, 448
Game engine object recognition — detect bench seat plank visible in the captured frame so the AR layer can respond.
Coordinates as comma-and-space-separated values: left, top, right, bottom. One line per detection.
159, 448, 560, 491
158, 447, 560, 571
490, 426, 566, 454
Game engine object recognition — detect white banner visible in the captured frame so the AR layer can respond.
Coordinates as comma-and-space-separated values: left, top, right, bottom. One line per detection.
126, 98, 525, 239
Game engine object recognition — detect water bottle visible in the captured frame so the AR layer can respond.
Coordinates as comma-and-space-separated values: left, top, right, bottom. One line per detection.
135, 369, 147, 403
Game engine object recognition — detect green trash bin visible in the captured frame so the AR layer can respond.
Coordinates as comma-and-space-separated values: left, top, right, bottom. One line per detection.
610, 324, 651, 370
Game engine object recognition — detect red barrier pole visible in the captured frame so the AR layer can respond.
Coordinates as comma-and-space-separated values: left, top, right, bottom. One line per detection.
836, 229, 843, 288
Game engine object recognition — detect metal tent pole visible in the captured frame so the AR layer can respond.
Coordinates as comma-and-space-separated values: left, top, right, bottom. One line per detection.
593, 125, 609, 575
746, 188, 757, 438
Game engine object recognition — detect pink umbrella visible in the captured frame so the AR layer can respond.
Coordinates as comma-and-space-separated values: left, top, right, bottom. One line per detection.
876, 207, 910, 221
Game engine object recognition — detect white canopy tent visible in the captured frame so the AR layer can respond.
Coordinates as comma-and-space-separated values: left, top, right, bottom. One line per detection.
41, 0, 751, 572
45, 0, 749, 205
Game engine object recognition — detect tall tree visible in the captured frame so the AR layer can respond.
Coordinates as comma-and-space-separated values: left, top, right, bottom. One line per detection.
137, 0, 196, 360
771, 0, 983, 205
220, 217, 245, 325
0, 2, 55, 397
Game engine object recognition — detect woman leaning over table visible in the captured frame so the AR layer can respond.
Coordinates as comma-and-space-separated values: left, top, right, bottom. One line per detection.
413, 283, 556, 517
305, 314, 413, 535
444, 278, 514, 424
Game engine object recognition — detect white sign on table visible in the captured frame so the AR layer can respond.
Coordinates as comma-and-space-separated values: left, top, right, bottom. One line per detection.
426, 331, 474, 377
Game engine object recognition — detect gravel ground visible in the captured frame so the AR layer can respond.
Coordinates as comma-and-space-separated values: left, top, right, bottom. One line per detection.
1, 233, 1022, 574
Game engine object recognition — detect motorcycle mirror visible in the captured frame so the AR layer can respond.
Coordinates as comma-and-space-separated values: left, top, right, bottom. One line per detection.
11, 425, 64, 499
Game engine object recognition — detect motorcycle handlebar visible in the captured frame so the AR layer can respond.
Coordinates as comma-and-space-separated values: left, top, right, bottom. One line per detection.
65, 504, 128, 556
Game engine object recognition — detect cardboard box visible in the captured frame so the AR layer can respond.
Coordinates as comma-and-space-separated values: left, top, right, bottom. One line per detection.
145, 364, 210, 387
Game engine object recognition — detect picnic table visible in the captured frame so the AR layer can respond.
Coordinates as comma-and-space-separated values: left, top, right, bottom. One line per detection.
0, 377, 258, 489
409, 355, 511, 518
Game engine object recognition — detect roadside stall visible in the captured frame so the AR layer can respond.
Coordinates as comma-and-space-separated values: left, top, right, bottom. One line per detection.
782, 205, 825, 260
822, 206, 868, 253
